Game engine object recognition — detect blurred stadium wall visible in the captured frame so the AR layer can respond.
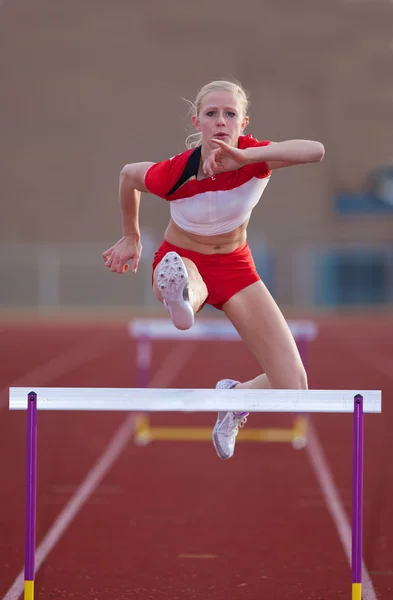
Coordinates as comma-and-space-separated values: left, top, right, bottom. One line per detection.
0, 1, 392, 311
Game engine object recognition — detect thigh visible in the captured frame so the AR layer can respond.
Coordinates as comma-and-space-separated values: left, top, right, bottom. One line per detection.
222, 281, 305, 387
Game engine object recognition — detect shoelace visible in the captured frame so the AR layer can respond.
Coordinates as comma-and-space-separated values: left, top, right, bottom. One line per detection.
220, 414, 247, 439
158, 256, 186, 292
232, 414, 248, 428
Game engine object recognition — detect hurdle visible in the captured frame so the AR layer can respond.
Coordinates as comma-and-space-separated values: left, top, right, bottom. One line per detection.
9, 386, 382, 600
128, 318, 318, 448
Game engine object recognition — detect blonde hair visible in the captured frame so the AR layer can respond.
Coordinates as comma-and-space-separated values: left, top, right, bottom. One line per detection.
184, 79, 250, 149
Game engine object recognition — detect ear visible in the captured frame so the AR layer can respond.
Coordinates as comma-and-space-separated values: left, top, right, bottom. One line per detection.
241, 115, 249, 132
192, 115, 200, 131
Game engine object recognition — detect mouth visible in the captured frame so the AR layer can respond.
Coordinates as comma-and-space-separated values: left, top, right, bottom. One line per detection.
212, 133, 229, 139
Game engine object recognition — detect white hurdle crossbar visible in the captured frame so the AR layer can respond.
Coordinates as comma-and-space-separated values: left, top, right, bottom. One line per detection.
9, 387, 382, 600
9, 387, 382, 413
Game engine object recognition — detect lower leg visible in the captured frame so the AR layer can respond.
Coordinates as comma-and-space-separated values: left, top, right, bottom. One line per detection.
182, 257, 208, 313
233, 368, 308, 390
222, 282, 309, 391
233, 373, 272, 390
213, 281, 308, 460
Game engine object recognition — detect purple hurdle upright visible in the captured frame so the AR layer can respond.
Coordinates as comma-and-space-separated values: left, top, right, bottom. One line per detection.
24, 391, 37, 600
352, 394, 364, 600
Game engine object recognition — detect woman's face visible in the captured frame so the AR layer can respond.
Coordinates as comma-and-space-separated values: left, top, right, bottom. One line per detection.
192, 90, 248, 152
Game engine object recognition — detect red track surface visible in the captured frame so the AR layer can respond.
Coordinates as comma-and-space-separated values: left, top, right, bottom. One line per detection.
1, 314, 392, 599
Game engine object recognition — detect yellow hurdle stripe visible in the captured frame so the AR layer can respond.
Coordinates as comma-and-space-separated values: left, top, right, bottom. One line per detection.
352, 583, 362, 600
134, 415, 309, 445
24, 580, 34, 600
145, 426, 294, 442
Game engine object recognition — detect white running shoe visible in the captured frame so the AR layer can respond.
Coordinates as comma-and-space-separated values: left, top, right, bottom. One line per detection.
212, 379, 249, 460
157, 251, 194, 330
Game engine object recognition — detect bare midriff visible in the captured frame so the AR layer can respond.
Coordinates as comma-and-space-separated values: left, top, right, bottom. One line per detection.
164, 218, 249, 255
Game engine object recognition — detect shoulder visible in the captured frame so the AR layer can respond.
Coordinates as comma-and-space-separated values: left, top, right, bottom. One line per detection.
145, 147, 200, 199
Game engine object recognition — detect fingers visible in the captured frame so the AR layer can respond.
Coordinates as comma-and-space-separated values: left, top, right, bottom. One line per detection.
103, 253, 126, 274
113, 259, 128, 274
103, 251, 125, 273
102, 240, 141, 275
103, 254, 136, 274
102, 249, 112, 264
211, 138, 229, 148
203, 148, 220, 177
131, 255, 139, 274
203, 162, 214, 178
103, 254, 113, 267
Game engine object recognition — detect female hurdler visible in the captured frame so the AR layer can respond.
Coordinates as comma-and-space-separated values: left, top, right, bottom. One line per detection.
103, 79, 325, 460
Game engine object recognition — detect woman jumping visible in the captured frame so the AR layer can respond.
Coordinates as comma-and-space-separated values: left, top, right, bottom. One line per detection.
102, 79, 325, 460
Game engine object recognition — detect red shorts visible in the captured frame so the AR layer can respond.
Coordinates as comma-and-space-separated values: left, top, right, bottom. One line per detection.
152, 240, 260, 310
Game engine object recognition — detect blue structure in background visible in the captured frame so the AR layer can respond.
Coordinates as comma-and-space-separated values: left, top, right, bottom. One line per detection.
253, 249, 275, 295
336, 164, 393, 214
316, 249, 392, 306
328, 165, 393, 306
336, 192, 393, 214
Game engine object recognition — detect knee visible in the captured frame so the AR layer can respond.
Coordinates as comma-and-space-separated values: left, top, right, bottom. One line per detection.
287, 364, 308, 389
273, 363, 308, 390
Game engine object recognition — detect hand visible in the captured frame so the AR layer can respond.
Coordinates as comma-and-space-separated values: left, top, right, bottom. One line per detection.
202, 139, 249, 177
102, 234, 142, 274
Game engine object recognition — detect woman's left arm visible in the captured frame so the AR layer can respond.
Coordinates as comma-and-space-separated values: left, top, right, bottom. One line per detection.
202, 138, 325, 177
246, 140, 325, 170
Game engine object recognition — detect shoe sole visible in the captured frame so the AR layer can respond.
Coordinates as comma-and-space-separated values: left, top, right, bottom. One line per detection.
157, 252, 194, 330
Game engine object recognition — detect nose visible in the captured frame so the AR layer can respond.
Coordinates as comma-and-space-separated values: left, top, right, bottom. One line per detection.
216, 113, 226, 126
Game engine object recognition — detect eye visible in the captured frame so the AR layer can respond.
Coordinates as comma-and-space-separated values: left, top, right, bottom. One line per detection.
206, 111, 216, 117
227, 111, 236, 118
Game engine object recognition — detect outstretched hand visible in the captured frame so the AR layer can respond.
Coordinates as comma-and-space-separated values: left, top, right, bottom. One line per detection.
102, 234, 142, 274
202, 139, 249, 178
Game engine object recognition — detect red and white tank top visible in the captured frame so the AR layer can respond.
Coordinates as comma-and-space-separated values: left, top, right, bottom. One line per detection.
144, 134, 272, 235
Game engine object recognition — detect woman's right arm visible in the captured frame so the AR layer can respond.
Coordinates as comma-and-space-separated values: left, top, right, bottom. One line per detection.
102, 161, 154, 275
119, 162, 154, 237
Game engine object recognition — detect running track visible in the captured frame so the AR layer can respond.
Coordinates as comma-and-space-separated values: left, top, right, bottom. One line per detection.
1, 314, 392, 599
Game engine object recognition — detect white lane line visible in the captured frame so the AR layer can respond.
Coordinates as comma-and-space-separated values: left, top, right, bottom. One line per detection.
306, 419, 377, 600
147, 341, 196, 388
3, 340, 196, 600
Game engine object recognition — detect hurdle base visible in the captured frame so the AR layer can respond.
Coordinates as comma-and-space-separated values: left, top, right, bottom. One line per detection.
351, 583, 362, 600
24, 580, 34, 600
